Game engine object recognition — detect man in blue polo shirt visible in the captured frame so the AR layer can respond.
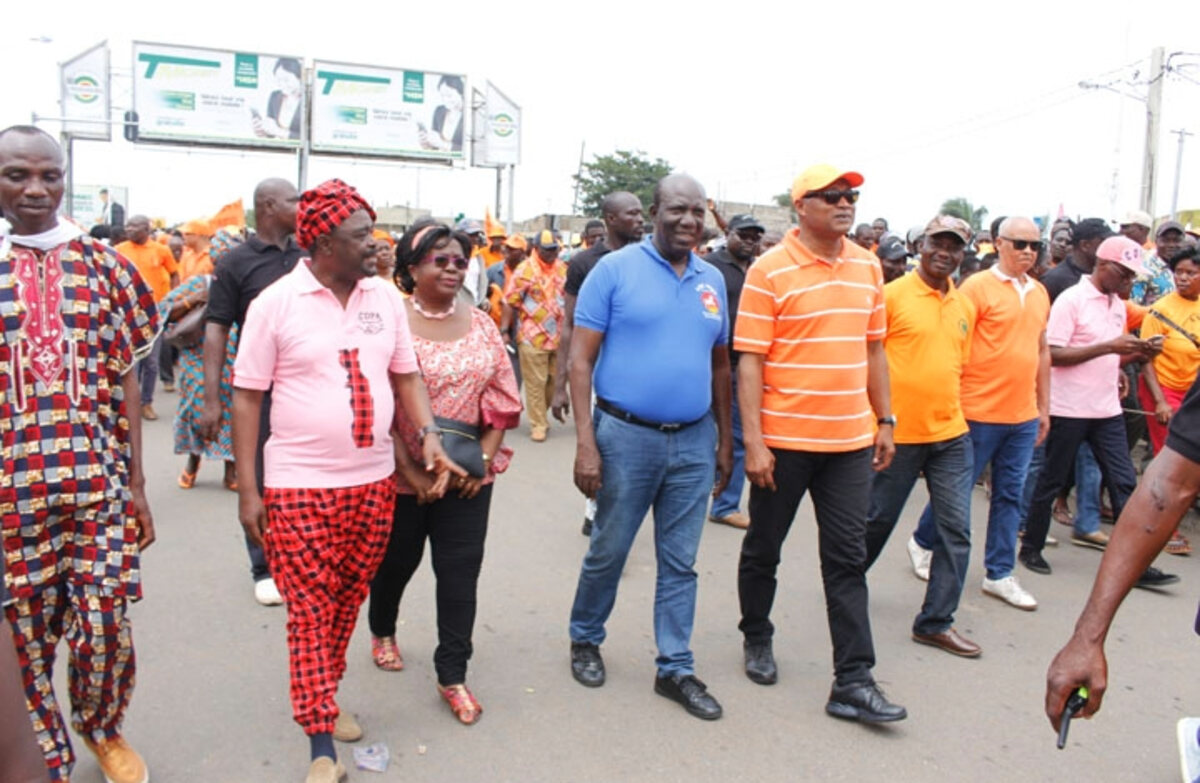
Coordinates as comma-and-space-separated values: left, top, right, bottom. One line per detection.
566, 173, 734, 721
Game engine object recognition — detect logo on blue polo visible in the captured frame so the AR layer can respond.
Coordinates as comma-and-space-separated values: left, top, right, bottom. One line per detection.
696, 282, 722, 321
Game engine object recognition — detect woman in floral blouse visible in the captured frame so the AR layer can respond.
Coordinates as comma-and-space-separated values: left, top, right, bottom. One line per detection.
367, 222, 521, 725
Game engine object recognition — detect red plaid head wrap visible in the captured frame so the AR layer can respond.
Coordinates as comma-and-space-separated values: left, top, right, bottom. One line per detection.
296, 179, 377, 250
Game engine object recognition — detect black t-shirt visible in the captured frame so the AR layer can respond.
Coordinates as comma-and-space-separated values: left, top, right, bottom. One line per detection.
206, 234, 304, 327
564, 241, 611, 297
1041, 257, 1087, 303
705, 248, 749, 363
1167, 377, 1200, 464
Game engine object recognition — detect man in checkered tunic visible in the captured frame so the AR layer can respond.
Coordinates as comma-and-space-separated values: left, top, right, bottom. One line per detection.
232, 179, 460, 783
0, 126, 158, 783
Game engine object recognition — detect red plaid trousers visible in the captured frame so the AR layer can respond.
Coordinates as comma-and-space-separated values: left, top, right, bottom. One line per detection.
264, 476, 395, 734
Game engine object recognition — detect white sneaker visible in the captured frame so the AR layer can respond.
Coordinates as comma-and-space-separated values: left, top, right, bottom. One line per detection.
906, 536, 931, 582
254, 578, 283, 606
982, 575, 1037, 611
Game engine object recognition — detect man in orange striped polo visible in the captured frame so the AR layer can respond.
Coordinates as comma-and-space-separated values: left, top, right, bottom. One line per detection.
734, 164, 906, 723
863, 215, 980, 658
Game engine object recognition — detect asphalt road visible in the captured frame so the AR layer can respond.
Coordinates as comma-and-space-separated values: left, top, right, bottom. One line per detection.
59, 403, 1200, 783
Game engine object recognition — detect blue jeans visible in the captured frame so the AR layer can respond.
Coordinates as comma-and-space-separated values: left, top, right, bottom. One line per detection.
915, 419, 1038, 580
865, 434, 974, 635
710, 374, 745, 518
569, 409, 716, 676
136, 335, 162, 405
1020, 444, 1101, 536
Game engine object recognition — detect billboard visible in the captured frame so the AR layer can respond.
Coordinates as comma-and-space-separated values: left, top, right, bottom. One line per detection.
71, 185, 128, 227
479, 82, 521, 167
60, 42, 111, 141
132, 42, 304, 149
310, 61, 466, 160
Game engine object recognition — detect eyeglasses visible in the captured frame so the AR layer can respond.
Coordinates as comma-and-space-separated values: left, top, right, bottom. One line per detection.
1000, 237, 1045, 253
803, 189, 860, 205
424, 254, 470, 270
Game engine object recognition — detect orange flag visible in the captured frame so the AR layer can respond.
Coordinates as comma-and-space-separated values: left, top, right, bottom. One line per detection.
484, 208, 505, 239
210, 198, 246, 231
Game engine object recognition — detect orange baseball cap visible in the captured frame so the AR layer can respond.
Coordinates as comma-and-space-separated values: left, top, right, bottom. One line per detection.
790, 164, 864, 203
181, 219, 213, 236
504, 235, 527, 250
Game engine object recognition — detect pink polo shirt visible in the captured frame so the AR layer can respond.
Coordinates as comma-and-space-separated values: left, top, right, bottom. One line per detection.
1046, 275, 1126, 419
234, 261, 418, 489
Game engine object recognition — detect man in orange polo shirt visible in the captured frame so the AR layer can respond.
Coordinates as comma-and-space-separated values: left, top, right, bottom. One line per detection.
734, 164, 905, 724
863, 215, 980, 658
116, 214, 178, 421
908, 216, 1050, 611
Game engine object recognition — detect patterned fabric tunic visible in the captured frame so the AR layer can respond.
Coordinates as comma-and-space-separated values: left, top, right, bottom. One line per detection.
159, 274, 237, 460
0, 236, 158, 601
503, 257, 566, 350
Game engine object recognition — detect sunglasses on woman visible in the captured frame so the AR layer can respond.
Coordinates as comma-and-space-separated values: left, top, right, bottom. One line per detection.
424, 254, 470, 270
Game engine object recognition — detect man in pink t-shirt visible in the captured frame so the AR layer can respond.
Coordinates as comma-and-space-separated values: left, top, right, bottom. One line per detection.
1019, 236, 1171, 579
232, 179, 459, 783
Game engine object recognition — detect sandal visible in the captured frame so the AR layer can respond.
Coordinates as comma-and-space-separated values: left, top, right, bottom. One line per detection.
438, 683, 482, 725
1166, 533, 1192, 556
224, 477, 239, 492
178, 469, 197, 489
371, 636, 404, 671
1052, 501, 1073, 527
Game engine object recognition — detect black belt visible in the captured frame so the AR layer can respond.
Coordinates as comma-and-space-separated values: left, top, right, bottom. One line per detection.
595, 398, 705, 433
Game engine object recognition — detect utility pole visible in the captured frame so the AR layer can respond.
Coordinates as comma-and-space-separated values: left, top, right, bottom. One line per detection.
1140, 47, 1164, 217
1170, 128, 1193, 221
571, 141, 585, 215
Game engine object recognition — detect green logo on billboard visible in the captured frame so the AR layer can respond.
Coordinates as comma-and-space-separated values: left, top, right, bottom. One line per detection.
491, 112, 515, 137
402, 71, 425, 103
161, 92, 196, 111
234, 54, 259, 88
336, 106, 368, 125
68, 76, 101, 104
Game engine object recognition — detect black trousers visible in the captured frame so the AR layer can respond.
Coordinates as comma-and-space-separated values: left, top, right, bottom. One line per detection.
1022, 415, 1137, 554
738, 447, 876, 686
368, 485, 492, 685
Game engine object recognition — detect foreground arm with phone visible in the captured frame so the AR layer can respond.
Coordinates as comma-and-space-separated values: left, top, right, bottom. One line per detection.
1045, 436, 1200, 732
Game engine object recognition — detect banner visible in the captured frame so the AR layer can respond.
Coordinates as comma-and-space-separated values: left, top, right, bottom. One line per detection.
71, 185, 128, 227
310, 61, 466, 160
482, 82, 520, 166
60, 42, 111, 140
132, 42, 304, 149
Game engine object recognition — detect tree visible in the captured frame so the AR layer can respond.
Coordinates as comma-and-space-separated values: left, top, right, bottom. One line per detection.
939, 197, 989, 232
773, 192, 793, 208
573, 150, 672, 217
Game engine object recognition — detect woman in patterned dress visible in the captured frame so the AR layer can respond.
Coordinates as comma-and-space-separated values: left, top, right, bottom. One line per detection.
366, 222, 521, 725
160, 228, 241, 490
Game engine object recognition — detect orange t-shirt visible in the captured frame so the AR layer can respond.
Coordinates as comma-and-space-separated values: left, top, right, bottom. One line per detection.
477, 246, 505, 268
179, 248, 213, 281
115, 240, 178, 302
958, 269, 1050, 424
884, 272, 975, 444
734, 229, 885, 452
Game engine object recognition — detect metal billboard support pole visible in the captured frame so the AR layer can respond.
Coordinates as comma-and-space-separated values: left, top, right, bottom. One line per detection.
507, 164, 515, 234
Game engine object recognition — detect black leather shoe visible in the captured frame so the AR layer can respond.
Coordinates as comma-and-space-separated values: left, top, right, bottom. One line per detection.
743, 640, 777, 685
570, 642, 605, 687
825, 681, 907, 723
654, 673, 723, 720
1135, 566, 1180, 589
1018, 548, 1052, 575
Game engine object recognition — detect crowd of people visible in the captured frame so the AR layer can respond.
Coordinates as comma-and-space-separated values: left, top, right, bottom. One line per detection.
2, 120, 1200, 783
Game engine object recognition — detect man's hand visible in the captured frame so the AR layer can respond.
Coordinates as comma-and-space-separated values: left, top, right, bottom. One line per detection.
713, 440, 733, 498
574, 443, 603, 498
398, 460, 440, 505
1045, 634, 1108, 732
131, 485, 156, 550
239, 492, 268, 549
1155, 400, 1174, 425
550, 385, 571, 423
197, 405, 221, 442
1108, 334, 1148, 356
1036, 412, 1051, 447
872, 425, 895, 472
744, 439, 776, 491
1117, 372, 1130, 401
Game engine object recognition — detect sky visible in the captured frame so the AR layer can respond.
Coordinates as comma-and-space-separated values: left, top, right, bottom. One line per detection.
4, 0, 1200, 233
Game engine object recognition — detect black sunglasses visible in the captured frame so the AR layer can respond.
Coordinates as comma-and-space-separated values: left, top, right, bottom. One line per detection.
1000, 237, 1045, 253
803, 189, 860, 205
425, 254, 470, 270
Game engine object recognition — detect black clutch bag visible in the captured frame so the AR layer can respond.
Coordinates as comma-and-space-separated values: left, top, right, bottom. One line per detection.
434, 416, 486, 478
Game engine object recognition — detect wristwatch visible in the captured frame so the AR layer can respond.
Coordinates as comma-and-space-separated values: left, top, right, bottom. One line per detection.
418, 423, 444, 440
877, 416, 897, 427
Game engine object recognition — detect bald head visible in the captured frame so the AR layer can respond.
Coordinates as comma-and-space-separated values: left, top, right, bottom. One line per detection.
995, 216, 1040, 278
650, 174, 706, 262
126, 215, 151, 244
599, 190, 644, 247
0, 126, 65, 234
253, 178, 299, 237
652, 173, 705, 210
